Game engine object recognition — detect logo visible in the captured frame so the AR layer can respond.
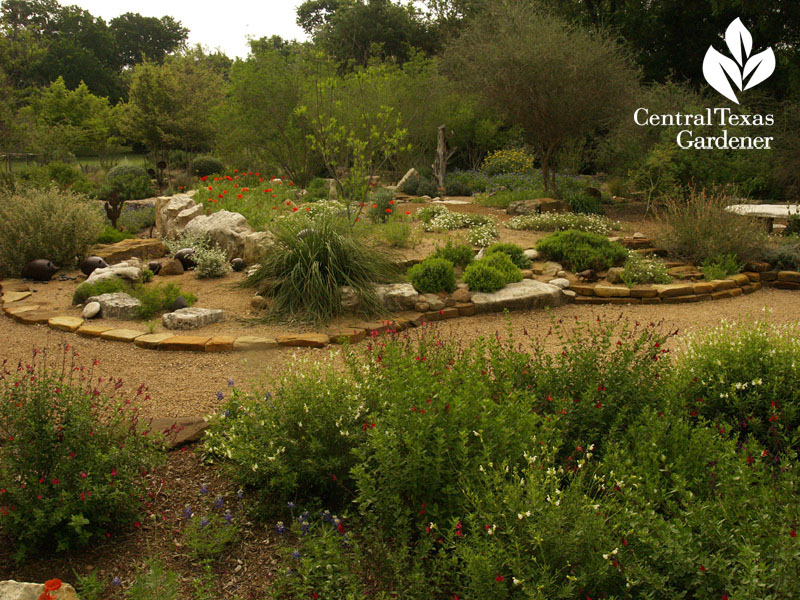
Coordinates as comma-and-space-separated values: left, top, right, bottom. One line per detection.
703, 18, 775, 104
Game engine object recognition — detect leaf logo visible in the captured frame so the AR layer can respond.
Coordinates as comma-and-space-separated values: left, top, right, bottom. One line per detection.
703, 18, 775, 104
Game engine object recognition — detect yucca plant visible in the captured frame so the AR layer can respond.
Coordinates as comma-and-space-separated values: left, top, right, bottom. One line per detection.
246, 213, 397, 325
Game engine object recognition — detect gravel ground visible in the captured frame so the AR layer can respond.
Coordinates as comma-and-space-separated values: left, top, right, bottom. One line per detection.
2, 287, 799, 419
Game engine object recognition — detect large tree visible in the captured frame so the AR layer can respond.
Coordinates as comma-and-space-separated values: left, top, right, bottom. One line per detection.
118, 54, 224, 157
109, 13, 188, 70
442, 1, 640, 191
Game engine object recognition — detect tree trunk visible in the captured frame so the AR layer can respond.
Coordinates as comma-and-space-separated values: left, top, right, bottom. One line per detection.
432, 124, 456, 191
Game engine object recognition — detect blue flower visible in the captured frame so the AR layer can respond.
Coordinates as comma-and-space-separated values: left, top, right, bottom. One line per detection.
301, 522, 310, 535
228, 378, 235, 387
182, 505, 193, 520
236, 488, 245, 499
214, 496, 225, 508
216, 390, 224, 401
275, 521, 286, 534
223, 409, 231, 418
111, 576, 122, 587
287, 501, 295, 509
291, 550, 301, 560
200, 484, 209, 495
224, 511, 234, 525
200, 517, 209, 529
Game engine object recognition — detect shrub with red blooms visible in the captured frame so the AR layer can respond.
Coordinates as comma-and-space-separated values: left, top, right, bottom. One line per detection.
0, 347, 163, 561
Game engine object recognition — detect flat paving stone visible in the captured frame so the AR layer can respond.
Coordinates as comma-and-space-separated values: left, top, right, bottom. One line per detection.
233, 336, 278, 351
134, 333, 176, 349
205, 335, 236, 352
158, 335, 212, 351
100, 328, 146, 343
14, 310, 62, 325
77, 323, 116, 337
48, 316, 84, 332
276, 333, 330, 348
3, 291, 32, 304
471, 280, 566, 314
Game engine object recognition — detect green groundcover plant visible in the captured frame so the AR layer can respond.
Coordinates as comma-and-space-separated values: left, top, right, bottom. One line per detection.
536, 229, 628, 271
205, 316, 800, 599
0, 348, 163, 561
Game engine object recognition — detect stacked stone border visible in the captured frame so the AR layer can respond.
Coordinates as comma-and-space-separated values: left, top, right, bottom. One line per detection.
571, 265, 799, 305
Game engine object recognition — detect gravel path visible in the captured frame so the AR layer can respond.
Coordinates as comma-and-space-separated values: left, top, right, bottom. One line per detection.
2, 288, 798, 418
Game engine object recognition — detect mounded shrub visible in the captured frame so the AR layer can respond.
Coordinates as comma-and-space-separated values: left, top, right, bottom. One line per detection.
480, 251, 523, 284
407, 257, 456, 293
106, 164, 148, 182
0, 349, 163, 560
536, 229, 627, 271
484, 242, 531, 269
462, 261, 506, 292
0, 187, 104, 277
192, 155, 224, 178
399, 174, 439, 197
430, 240, 475, 268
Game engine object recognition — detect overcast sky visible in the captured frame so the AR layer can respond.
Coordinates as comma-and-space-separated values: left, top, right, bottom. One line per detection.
69, 0, 310, 59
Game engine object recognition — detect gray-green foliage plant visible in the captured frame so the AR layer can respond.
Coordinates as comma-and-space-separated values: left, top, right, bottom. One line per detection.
0, 187, 104, 277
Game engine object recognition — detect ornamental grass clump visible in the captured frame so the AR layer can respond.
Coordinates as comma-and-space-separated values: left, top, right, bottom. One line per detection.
0, 348, 163, 561
246, 212, 396, 325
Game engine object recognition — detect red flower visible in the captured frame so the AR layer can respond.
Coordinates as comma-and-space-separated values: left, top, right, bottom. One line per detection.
495, 574, 504, 582
386, 208, 392, 213
791, 529, 796, 538
237, 194, 243, 199
700, 564, 706, 572
292, 207, 298, 212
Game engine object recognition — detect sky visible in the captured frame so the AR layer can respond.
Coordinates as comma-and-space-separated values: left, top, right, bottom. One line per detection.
69, 0, 310, 59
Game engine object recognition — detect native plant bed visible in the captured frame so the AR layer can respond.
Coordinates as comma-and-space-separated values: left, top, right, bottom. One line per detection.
5, 317, 796, 598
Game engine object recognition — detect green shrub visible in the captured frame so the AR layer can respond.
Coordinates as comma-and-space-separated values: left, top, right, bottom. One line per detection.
204, 361, 363, 512
117, 204, 156, 233
100, 171, 154, 201
480, 251, 522, 284
127, 558, 180, 600
431, 240, 475, 268
658, 190, 767, 264
763, 239, 800, 270
0, 187, 104, 277
72, 280, 196, 318
245, 213, 396, 325
182, 492, 241, 562
399, 174, 439, 197
73, 278, 131, 304
620, 252, 672, 286
443, 174, 474, 196
191, 156, 224, 178
367, 188, 395, 223
135, 283, 197, 319
194, 244, 231, 278
106, 164, 149, 182
784, 213, 800, 237
462, 261, 506, 292
407, 257, 456, 293
95, 225, 134, 244
0, 350, 162, 560
674, 319, 800, 454
507, 212, 620, 235
562, 188, 604, 215
382, 215, 415, 248
304, 177, 332, 202
480, 147, 535, 175
701, 253, 743, 280
536, 229, 628, 271
485, 242, 531, 269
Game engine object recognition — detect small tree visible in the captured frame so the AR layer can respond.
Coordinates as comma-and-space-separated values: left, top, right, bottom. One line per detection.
442, 2, 639, 192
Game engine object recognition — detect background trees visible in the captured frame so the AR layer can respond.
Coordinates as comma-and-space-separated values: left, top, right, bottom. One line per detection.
442, 2, 640, 191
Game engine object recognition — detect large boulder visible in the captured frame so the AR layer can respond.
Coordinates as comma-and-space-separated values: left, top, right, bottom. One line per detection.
243, 231, 273, 264
85, 262, 142, 285
374, 283, 419, 311
184, 210, 273, 260
91, 238, 166, 263
506, 198, 571, 216
470, 280, 567, 313
162, 307, 225, 330
85, 292, 142, 320
155, 194, 205, 238
0, 580, 79, 600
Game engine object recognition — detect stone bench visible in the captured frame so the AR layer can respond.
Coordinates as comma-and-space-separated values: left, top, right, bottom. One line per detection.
725, 204, 800, 232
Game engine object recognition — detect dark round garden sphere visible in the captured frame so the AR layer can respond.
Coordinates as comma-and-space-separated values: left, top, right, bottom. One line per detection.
170, 296, 188, 311
174, 248, 196, 270
231, 258, 246, 272
148, 261, 162, 275
80, 256, 108, 277
21, 259, 58, 281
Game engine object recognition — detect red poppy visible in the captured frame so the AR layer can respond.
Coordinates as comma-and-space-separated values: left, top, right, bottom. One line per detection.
495, 575, 504, 582
237, 194, 243, 199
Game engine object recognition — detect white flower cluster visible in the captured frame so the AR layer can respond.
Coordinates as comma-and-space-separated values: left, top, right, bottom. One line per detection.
506, 213, 620, 235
